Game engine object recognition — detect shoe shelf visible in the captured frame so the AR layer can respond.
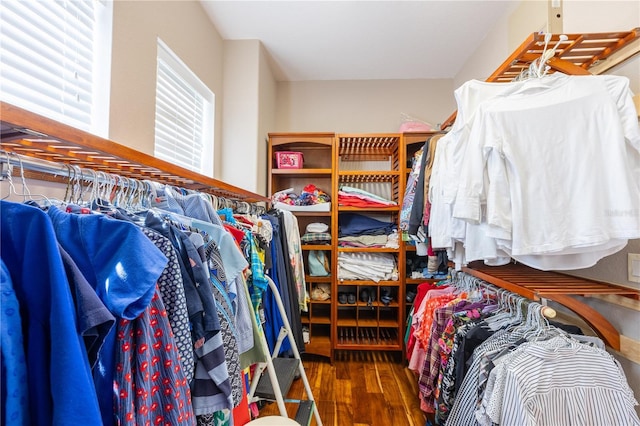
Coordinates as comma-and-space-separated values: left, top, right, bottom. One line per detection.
332, 134, 404, 352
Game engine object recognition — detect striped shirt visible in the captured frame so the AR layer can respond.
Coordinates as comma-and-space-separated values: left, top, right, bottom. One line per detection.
483, 335, 640, 426
445, 328, 519, 426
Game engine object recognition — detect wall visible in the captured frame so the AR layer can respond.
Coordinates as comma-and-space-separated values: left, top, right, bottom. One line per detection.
220, 40, 277, 196
257, 44, 278, 196
109, 1, 225, 176
221, 40, 261, 192
275, 79, 455, 133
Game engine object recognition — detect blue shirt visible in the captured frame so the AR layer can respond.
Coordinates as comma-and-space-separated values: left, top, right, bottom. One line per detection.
1, 259, 30, 425
47, 206, 167, 426
0, 201, 102, 425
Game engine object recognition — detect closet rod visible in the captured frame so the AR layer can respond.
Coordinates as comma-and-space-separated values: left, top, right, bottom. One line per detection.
1, 151, 268, 218
1, 151, 115, 186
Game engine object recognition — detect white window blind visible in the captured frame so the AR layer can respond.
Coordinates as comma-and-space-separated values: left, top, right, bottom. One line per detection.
0, 0, 112, 135
154, 40, 214, 176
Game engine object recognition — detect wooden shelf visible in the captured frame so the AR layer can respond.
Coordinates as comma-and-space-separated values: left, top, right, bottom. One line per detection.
405, 278, 442, 284
487, 28, 640, 82
305, 275, 332, 283
378, 319, 399, 328
463, 262, 640, 351
304, 335, 332, 358
291, 211, 331, 217
337, 280, 400, 286
307, 299, 332, 305
0, 102, 268, 202
272, 168, 332, 175
402, 132, 440, 146
337, 206, 400, 212
302, 244, 332, 251
337, 319, 358, 327
441, 28, 640, 129
268, 132, 335, 147
337, 247, 399, 253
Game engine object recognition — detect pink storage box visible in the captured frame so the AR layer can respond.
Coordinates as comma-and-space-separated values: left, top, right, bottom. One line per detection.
276, 151, 304, 169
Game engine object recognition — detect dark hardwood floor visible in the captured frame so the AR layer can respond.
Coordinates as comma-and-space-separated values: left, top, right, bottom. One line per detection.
257, 351, 427, 426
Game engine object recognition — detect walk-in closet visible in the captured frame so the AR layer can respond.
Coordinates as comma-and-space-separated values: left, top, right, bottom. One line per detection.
1, 1, 639, 425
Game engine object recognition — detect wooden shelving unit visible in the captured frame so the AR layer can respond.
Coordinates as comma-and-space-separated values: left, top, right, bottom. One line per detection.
268, 132, 336, 360
334, 133, 404, 352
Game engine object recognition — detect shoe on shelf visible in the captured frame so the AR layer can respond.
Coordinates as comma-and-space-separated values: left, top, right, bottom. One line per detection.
347, 293, 356, 304
380, 287, 393, 306
338, 292, 348, 304
359, 288, 370, 303
311, 283, 330, 301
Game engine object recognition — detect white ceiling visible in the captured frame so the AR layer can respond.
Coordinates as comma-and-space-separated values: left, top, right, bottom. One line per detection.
200, 0, 519, 81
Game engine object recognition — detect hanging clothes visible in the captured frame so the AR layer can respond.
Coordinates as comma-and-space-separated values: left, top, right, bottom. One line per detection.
0, 259, 30, 425
1, 201, 105, 425
429, 74, 640, 270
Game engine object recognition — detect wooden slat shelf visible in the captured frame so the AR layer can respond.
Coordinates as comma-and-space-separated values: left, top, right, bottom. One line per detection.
338, 170, 400, 181
440, 28, 640, 129
271, 168, 332, 175
0, 102, 268, 202
462, 262, 640, 351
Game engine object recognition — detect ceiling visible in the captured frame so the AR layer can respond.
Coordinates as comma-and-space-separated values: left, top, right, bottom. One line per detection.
200, 1, 519, 82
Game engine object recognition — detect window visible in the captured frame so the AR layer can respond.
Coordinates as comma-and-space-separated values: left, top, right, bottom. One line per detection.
0, 0, 112, 137
154, 39, 214, 176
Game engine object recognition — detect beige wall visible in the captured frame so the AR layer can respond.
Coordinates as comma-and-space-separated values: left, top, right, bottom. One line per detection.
109, 0, 225, 176
221, 40, 277, 196
275, 79, 455, 133
222, 40, 261, 192
257, 44, 278, 196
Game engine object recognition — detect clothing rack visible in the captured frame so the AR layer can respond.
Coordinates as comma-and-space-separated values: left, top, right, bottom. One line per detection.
440, 27, 640, 129
0, 102, 269, 203
438, 28, 640, 363
451, 269, 558, 319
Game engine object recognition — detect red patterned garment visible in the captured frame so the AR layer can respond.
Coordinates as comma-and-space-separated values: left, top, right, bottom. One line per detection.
115, 288, 196, 426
